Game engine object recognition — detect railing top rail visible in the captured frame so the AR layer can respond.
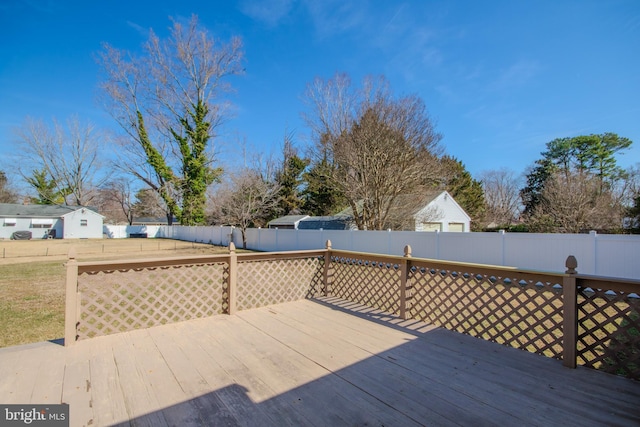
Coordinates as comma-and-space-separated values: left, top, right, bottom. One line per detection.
329, 248, 568, 279
576, 274, 640, 293
75, 254, 232, 274
237, 249, 326, 262
72, 248, 328, 274
70, 246, 574, 279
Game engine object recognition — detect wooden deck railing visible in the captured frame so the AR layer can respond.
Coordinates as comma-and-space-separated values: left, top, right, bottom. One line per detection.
65, 241, 639, 380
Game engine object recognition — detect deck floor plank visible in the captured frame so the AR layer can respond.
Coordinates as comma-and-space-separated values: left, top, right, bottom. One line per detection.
177, 317, 330, 427
1, 297, 639, 427
86, 335, 130, 427
240, 302, 524, 426
272, 300, 638, 425
108, 329, 169, 427
62, 345, 95, 427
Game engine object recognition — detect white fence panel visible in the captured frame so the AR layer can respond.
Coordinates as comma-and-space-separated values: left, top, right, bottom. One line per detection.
103, 225, 162, 239
297, 230, 326, 250
322, 230, 353, 251
503, 233, 594, 274
594, 234, 640, 278
111, 225, 640, 279
438, 232, 504, 266
350, 230, 389, 253
389, 231, 438, 259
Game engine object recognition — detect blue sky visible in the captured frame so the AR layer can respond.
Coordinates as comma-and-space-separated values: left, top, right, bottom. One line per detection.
1, 0, 639, 184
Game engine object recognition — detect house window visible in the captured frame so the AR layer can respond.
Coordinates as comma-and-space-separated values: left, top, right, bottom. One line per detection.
3, 218, 16, 227
421, 222, 442, 232
448, 222, 465, 232
80, 219, 88, 227
31, 219, 53, 229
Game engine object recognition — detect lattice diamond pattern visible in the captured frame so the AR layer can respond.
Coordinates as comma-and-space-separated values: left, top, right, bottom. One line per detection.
577, 287, 640, 380
329, 256, 400, 315
409, 266, 564, 359
78, 263, 227, 340
236, 257, 323, 311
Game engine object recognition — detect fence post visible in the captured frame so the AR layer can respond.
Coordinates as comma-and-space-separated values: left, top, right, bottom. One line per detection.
399, 245, 412, 320
228, 242, 238, 315
590, 230, 598, 275
562, 255, 578, 368
64, 249, 79, 346
323, 240, 332, 297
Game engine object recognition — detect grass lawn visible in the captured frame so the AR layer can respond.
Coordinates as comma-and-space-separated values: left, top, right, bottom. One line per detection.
0, 239, 235, 348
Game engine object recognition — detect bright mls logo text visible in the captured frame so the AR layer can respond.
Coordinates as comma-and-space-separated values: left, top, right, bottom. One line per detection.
1, 404, 68, 426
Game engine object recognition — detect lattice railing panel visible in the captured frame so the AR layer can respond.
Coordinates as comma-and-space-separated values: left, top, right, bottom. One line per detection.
577, 287, 640, 380
329, 256, 401, 315
77, 263, 227, 340
409, 265, 564, 359
236, 257, 323, 311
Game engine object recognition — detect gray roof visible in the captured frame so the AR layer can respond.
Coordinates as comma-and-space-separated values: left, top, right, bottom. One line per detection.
133, 216, 176, 225
298, 216, 353, 230
268, 215, 309, 226
0, 203, 100, 218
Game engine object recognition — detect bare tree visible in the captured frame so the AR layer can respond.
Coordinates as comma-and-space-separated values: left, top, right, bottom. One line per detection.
97, 179, 136, 225
302, 74, 443, 230
98, 15, 244, 225
529, 171, 623, 233
15, 116, 105, 206
210, 169, 280, 249
0, 171, 18, 203
132, 188, 170, 221
480, 169, 522, 228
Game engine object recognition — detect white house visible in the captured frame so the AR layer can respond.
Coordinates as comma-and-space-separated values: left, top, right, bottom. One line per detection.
0, 203, 104, 239
412, 191, 471, 232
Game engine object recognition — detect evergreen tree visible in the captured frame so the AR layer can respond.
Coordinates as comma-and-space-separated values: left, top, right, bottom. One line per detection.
25, 169, 69, 205
273, 137, 309, 218
301, 156, 347, 216
521, 133, 632, 217
440, 156, 485, 230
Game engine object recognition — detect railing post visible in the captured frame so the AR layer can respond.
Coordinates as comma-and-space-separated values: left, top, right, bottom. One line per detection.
64, 249, 79, 346
400, 245, 412, 320
324, 240, 332, 297
228, 242, 237, 315
562, 255, 578, 368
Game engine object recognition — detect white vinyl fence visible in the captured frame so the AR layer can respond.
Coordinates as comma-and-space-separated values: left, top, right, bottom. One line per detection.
103, 225, 640, 279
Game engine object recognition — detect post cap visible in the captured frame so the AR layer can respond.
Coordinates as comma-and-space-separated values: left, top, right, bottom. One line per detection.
404, 245, 412, 257
565, 255, 577, 274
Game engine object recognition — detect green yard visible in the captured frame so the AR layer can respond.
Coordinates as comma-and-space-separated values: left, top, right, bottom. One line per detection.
0, 239, 232, 347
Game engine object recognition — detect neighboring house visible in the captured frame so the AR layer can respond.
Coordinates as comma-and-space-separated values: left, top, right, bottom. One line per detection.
0, 203, 104, 239
412, 191, 471, 232
267, 215, 309, 229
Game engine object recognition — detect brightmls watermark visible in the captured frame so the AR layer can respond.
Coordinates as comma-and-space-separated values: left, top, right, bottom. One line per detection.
0, 405, 68, 426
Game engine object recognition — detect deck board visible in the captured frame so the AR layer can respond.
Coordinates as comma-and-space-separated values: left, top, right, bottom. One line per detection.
1, 297, 639, 427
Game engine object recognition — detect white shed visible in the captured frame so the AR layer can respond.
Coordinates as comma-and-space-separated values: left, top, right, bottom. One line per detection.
413, 191, 471, 232
0, 203, 104, 239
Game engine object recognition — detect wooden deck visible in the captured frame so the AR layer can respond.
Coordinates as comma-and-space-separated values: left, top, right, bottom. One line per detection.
1, 297, 639, 427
